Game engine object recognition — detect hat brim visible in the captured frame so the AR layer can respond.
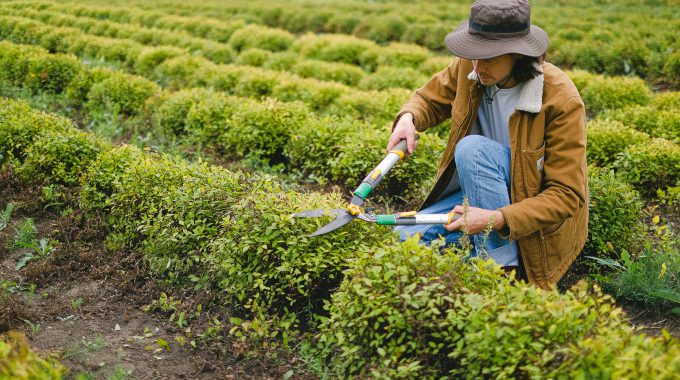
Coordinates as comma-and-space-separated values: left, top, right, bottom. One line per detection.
445, 19, 548, 60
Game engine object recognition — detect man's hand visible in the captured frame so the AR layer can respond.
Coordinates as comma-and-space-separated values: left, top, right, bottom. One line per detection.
386, 113, 417, 155
444, 205, 506, 235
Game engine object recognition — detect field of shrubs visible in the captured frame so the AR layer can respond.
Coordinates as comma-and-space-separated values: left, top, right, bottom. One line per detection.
0, 0, 678, 378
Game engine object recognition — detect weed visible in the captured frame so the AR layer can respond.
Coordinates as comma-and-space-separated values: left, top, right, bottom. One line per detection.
9, 218, 37, 249
71, 297, 84, 312
21, 318, 42, 334
26, 283, 37, 303
41, 185, 64, 211
16, 238, 57, 270
0, 202, 13, 230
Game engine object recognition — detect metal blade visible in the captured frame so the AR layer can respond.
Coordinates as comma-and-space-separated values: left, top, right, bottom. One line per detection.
309, 212, 355, 237
292, 209, 343, 218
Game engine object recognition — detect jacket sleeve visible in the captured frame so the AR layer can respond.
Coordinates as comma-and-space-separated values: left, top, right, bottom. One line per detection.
391, 58, 459, 132
499, 95, 588, 240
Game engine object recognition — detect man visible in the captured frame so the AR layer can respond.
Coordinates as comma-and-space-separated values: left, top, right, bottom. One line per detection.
387, 0, 588, 290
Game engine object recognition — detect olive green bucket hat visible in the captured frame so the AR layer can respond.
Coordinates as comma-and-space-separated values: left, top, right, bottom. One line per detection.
445, 0, 548, 60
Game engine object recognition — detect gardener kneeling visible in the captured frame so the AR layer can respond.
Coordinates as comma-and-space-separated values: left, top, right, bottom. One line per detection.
387, 0, 588, 290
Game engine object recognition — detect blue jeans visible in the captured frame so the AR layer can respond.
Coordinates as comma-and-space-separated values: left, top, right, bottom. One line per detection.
396, 135, 519, 267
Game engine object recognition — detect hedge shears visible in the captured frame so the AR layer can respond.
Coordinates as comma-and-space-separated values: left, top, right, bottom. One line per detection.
293, 136, 460, 237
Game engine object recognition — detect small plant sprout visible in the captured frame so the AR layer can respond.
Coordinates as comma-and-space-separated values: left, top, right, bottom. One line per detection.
41, 185, 64, 211
0, 202, 13, 230
16, 238, 57, 270
71, 297, 84, 312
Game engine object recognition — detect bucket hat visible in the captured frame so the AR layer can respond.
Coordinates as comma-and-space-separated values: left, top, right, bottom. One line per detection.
445, 0, 548, 60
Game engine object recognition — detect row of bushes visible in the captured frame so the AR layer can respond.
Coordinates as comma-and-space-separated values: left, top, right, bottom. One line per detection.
586, 119, 680, 194
3, 96, 679, 378
0, 18, 425, 121
2, 13, 665, 121
19, 0, 679, 85
1, 39, 676, 252
0, 40, 439, 199
0, 4, 445, 75
0, 95, 396, 330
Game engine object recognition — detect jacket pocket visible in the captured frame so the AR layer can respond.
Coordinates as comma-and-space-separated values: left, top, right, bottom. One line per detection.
522, 143, 545, 196
540, 217, 573, 278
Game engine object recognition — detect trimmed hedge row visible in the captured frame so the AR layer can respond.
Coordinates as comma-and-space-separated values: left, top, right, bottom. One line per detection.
0, 4, 446, 77
312, 238, 680, 378
0, 19, 419, 121
1, 96, 397, 330
0, 40, 438, 199
15, 0, 678, 85
567, 70, 653, 114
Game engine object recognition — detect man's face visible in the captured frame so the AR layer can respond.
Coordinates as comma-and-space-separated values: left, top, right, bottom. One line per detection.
472, 54, 517, 86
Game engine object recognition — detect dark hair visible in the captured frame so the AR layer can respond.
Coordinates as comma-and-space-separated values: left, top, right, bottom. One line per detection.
512, 54, 545, 83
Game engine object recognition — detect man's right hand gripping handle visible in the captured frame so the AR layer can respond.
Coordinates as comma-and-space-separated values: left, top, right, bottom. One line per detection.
386, 113, 417, 155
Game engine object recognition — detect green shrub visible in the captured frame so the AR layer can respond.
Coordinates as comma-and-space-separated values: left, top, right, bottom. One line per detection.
199, 41, 236, 64
419, 56, 453, 76
323, 13, 361, 34
375, 42, 431, 69
0, 42, 44, 88
64, 66, 115, 105
184, 92, 242, 145
24, 52, 82, 94
557, 321, 680, 378
286, 116, 358, 181
0, 98, 71, 163
79, 144, 145, 212
228, 24, 294, 52
292, 34, 376, 66
150, 87, 218, 136
290, 60, 365, 86
586, 119, 650, 166
358, 66, 427, 90
0, 331, 65, 379
566, 69, 597, 93
86, 72, 159, 115
586, 167, 644, 258
222, 98, 310, 160
133, 46, 186, 77
353, 14, 407, 44
329, 88, 411, 124
272, 78, 348, 112
401, 22, 450, 51
329, 127, 442, 200
579, 75, 652, 114
614, 138, 680, 193
154, 55, 212, 89
234, 68, 279, 98
602, 106, 680, 142
262, 51, 299, 71
315, 238, 672, 378
663, 51, 680, 86
236, 48, 273, 67
95, 153, 395, 328
19, 128, 110, 186
651, 92, 680, 112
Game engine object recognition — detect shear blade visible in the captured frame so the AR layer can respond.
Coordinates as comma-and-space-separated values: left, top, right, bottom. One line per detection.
308, 212, 355, 237
292, 208, 343, 218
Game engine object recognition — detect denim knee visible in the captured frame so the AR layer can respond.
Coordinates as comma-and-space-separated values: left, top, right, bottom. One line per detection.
455, 135, 487, 174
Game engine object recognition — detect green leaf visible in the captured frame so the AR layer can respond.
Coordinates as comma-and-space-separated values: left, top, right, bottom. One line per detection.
16, 254, 34, 270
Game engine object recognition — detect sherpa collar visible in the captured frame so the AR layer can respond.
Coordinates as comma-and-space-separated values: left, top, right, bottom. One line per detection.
467, 64, 544, 113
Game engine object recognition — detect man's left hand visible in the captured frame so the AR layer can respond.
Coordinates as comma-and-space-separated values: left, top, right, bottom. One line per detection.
444, 205, 506, 235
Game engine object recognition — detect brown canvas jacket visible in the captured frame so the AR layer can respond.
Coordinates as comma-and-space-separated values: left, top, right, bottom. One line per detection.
394, 58, 588, 290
